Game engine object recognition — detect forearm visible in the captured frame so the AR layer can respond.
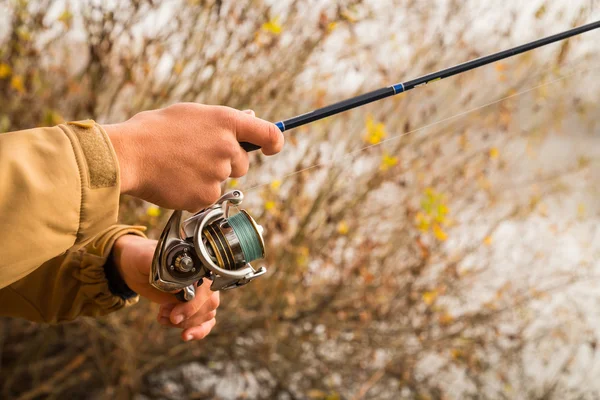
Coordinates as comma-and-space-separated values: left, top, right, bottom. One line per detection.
0, 121, 122, 289
0, 225, 146, 323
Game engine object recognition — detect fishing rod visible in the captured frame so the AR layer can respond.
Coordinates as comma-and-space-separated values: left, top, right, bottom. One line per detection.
240, 19, 600, 152
152, 21, 600, 302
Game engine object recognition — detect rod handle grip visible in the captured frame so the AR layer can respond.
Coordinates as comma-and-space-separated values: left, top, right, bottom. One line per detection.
240, 142, 261, 152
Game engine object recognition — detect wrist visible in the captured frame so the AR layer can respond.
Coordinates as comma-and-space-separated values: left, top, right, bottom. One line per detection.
105, 235, 138, 300
102, 123, 139, 196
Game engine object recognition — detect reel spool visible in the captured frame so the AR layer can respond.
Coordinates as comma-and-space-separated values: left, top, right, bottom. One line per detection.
203, 210, 265, 272
151, 190, 267, 301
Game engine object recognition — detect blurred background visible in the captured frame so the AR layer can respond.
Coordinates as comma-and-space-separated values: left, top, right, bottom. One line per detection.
1, 0, 600, 399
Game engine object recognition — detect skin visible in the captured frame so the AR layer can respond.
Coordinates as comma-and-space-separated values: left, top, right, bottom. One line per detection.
104, 103, 283, 212
104, 104, 284, 341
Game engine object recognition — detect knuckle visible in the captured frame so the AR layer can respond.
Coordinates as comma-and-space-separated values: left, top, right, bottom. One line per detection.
218, 163, 232, 181
209, 294, 220, 310
207, 310, 217, 320
215, 106, 238, 132
234, 160, 249, 178
174, 102, 201, 112
220, 137, 239, 158
188, 302, 202, 318
182, 306, 195, 320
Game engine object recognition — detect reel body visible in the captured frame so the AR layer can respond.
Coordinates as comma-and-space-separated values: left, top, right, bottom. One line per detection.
150, 190, 266, 301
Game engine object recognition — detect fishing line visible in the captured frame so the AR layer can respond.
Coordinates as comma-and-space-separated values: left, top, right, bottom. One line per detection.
151, 22, 600, 300
243, 63, 600, 194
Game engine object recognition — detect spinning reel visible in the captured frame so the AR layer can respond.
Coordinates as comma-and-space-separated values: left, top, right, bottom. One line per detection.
150, 190, 266, 301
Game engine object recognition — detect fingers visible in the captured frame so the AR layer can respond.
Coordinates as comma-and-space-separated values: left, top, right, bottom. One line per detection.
229, 110, 254, 177
169, 283, 218, 325
182, 318, 216, 341
233, 109, 284, 156
157, 290, 220, 341
158, 312, 217, 342
158, 307, 216, 330
158, 291, 219, 325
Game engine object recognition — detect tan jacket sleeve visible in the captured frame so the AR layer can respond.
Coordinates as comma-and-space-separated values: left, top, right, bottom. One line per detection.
0, 225, 146, 323
0, 120, 121, 288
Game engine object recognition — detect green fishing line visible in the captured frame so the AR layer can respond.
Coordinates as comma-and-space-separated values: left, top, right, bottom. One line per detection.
229, 212, 263, 263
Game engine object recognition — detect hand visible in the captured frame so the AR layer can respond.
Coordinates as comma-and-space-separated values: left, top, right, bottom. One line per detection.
103, 103, 284, 212
111, 234, 220, 341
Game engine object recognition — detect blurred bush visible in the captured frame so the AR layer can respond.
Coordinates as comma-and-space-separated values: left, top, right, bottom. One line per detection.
1, 0, 600, 399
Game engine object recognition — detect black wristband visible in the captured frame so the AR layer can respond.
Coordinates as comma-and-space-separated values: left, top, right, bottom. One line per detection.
103, 254, 138, 300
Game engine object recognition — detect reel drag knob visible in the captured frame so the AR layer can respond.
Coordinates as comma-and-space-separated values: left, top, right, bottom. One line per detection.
174, 253, 195, 273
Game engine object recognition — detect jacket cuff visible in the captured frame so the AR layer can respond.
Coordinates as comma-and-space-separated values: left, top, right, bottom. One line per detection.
103, 257, 138, 300
58, 120, 121, 248
2, 225, 148, 323
84, 225, 148, 305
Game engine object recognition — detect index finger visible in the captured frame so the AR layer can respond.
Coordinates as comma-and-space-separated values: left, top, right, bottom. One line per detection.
234, 110, 284, 156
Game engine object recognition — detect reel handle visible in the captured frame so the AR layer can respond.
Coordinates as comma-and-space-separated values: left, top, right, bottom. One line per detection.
240, 141, 260, 152
175, 290, 188, 302
175, 279, 204, 302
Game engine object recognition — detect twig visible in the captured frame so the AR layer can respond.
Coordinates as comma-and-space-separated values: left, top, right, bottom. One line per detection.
351, 367, 387, 400
16, 351, 89, 400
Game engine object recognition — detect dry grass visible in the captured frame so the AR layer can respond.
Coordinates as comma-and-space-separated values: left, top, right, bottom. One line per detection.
1, 0, 599, 398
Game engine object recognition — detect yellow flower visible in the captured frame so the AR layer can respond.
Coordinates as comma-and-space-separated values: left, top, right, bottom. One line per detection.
422, 290, 438, 306
327, 22, 337, 32
416, 188, 450, 238
364, 115, 386, 145
337, 221, 349, 235
10, 75, 25, 93
489, 147, 500, 160
16, 27, 31, 41
296, 246, 309, 266
228, 179, 238, 188
261, 17, 282, 35
433, 203, 449, 223
340, 9, 358, 23
379, 153, 398, 171
495, 62, 507, 72
577, 203, 586, 219
147, 206, 161, 217
415, 212, 429, 232
483, 236, 493, 246
0, 63, 11, 79
270, 180, 281, 191
58, 9, 73, 28
432, 224, 448, 241
173, 61, 184, 75
43, 109, 64, 126
439, 312, 454, 325
450, 349, 463, 360
325, 392, 341, 400
265, 200, 276, 211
